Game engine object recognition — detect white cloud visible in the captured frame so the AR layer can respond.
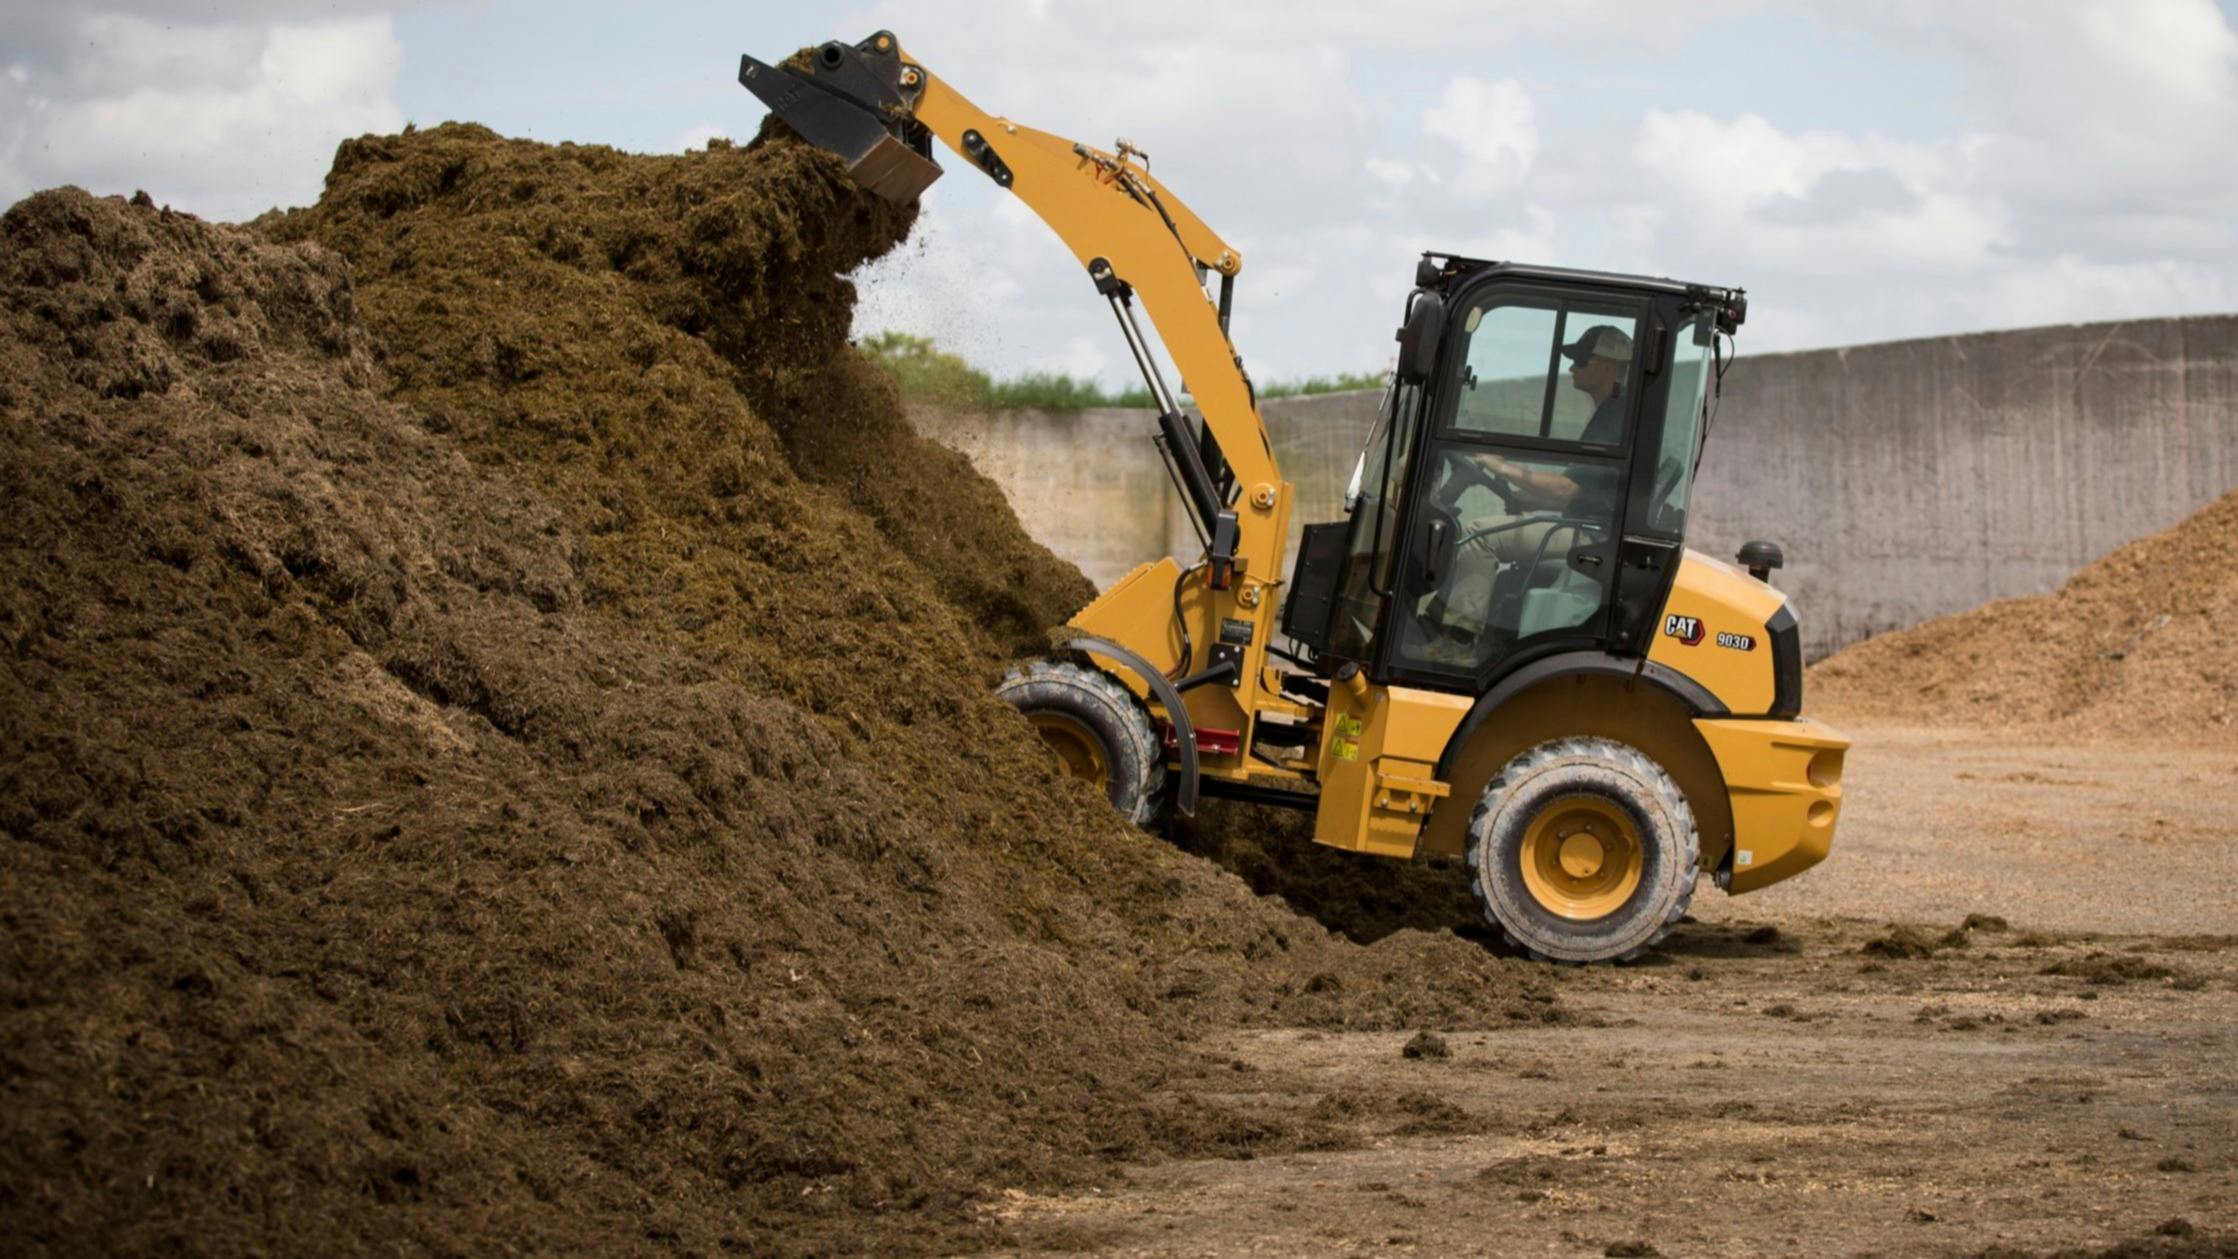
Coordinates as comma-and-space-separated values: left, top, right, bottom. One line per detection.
1364, 157, 1414, 190
1959, 253, 2231, 334
0, 9, 405, 222
1631, 110, 2010, 278
1808, 1, 2238, 235
1634, 111, 1857, 208
1610, 2, 2238, 349
861, 0, 1767, 60
1437, 207, 1562, 273
1421, 76, 1536, 199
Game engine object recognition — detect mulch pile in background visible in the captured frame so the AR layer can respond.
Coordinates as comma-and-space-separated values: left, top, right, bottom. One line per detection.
1810, 488, 2238, 742
1, 123, 1538, 1255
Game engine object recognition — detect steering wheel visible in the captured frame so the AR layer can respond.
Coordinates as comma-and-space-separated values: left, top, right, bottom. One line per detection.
1451, 452, 1523, 507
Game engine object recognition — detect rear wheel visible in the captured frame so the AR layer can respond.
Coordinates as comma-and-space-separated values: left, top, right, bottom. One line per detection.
997, 659, 1166, 827
1466, 737, 1697, 963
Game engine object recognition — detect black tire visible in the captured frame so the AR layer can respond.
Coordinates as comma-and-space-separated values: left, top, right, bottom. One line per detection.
996, 659, 1167, 827
1465, 737, 1698, 963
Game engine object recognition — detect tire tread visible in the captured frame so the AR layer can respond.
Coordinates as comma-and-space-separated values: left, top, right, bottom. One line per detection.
1464, 736, 1699, 964
997, 659, 1166, 826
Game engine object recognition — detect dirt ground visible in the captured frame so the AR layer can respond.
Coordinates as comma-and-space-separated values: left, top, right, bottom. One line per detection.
982, 719, 2238, 1257
1711, 722, 2238, 937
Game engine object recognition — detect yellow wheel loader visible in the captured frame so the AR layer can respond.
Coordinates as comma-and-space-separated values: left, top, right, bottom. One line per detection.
741, 33, 1847, 963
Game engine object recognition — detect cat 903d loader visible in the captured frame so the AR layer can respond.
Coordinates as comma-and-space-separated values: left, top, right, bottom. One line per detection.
741, 32, 1848, 962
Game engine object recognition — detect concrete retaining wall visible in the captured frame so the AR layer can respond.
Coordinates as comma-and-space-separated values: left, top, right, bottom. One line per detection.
908, 314, 2238, 660
1696, 316, 2238, 657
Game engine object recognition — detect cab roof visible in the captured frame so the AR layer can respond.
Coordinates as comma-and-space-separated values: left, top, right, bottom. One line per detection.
1419, 252, 1746, 328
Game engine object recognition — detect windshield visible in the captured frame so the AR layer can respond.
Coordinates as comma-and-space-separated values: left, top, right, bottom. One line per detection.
1344, 374, 1398, 511
1326, 378, 1422, 662
1641, 315, 1715, 537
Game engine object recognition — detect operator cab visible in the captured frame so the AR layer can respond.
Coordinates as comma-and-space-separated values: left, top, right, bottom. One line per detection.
1283, 255, 1745, 694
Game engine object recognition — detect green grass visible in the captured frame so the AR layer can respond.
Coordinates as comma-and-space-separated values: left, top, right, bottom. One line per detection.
1257, 371, 1385, 399
855, 330, 995, 408
858, 331, 1379, 411
988, 371, 1154, 410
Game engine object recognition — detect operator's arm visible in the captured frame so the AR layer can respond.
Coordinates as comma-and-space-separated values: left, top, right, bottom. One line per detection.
1472, 453, 1584, 511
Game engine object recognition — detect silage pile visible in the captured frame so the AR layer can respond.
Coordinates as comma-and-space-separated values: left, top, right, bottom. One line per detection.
0, 125, 1542, 1255
1810, 488, 2238, 741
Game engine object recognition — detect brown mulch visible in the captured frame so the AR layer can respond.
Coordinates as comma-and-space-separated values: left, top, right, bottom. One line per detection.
1809, 487, 2238, 742
0, 123, 1543, 1256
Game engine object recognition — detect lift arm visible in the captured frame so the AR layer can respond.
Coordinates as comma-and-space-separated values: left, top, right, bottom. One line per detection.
741, 31, 1316, 808
740, 32, 1287, 587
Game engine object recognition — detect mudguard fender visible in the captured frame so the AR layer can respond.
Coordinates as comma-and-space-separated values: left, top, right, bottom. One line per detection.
1059, 632, 1200, 818
1435, 650, 1727, 781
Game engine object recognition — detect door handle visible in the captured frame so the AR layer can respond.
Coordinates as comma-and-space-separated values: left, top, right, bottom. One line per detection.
1423, 519, 1449, 585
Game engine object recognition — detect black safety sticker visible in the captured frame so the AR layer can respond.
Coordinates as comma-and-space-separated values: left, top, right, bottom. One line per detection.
1219, 617, 1254, 646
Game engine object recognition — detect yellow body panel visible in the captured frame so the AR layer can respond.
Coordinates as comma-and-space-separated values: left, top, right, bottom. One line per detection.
1073, 558, 1187, 677
1313, 682, 1471, 858
1072, 556, 1304, 787
1647, 550, 1784, 714
1693, 717, 1847, 893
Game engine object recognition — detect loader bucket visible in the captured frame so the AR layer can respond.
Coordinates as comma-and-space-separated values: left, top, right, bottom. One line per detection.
738, 31, 942, 204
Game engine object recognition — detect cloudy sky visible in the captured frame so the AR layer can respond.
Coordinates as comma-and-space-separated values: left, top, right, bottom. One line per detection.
5, 1, 2236, 387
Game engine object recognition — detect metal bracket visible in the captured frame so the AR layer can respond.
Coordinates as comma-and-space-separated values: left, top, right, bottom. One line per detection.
1207, 642, 1243, 687
1061, 632, 1199, 817
959, 128, 1013, 187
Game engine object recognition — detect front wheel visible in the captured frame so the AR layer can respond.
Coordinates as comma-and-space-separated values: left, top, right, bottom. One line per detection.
996, 659, 1167, 827
1466, 737, 1698, 963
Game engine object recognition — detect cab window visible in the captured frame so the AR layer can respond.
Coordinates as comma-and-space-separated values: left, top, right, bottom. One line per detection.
1449, 298, 1643, 445
1388, 292, 1645, 680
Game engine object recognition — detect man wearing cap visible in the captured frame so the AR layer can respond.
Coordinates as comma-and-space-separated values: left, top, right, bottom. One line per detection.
1469, 323, 1631, 516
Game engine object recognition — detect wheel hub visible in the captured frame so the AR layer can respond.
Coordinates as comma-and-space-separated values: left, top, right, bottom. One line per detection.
1519, 795, 1644, 921
1026, 711, 1108, 786
1557, 830, 1606, 878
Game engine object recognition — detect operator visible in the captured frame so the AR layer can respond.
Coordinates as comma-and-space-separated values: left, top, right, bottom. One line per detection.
1414, 324, 1632, 664
1467, 323, 1630, 526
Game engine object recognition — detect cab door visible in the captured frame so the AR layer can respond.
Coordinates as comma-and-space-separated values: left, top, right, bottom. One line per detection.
1376, 283, 1677, 691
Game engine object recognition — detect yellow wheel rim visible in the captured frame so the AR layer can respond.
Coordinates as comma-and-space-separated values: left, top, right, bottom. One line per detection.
1027, 712, 1108, 787
1518, 794, 1643, 920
